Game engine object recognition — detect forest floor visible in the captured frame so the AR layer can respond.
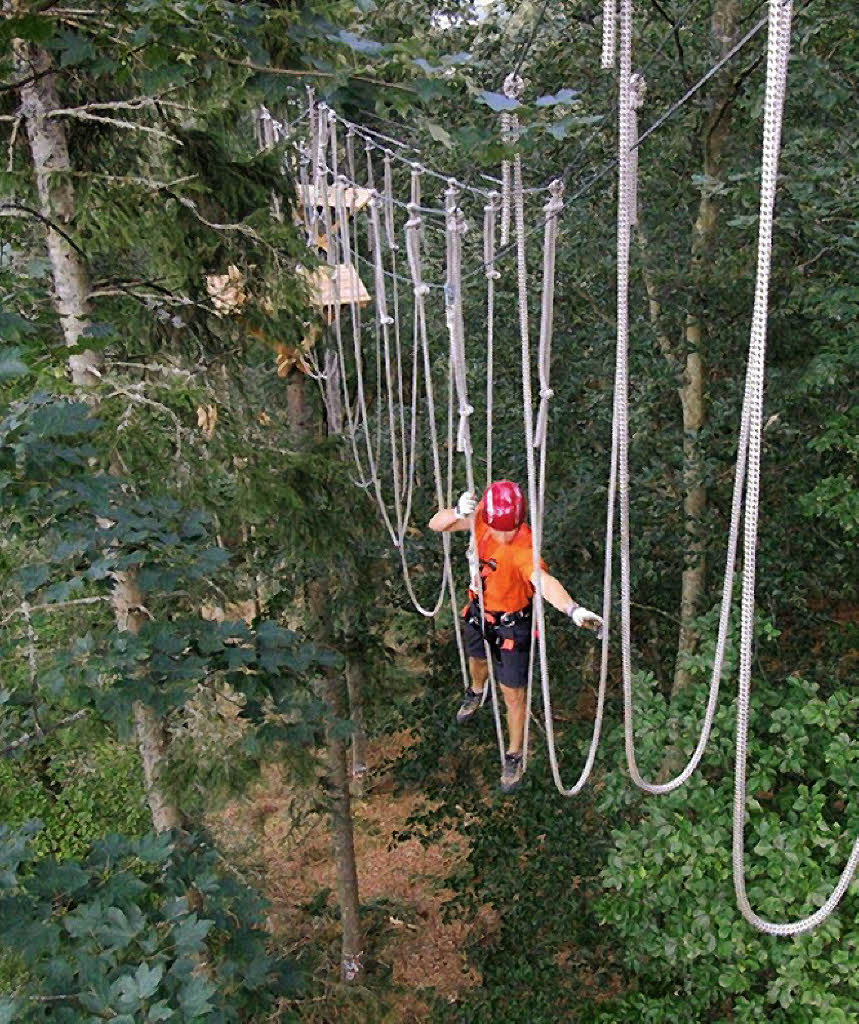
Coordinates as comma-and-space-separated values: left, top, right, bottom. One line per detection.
213, 731, 492, 1022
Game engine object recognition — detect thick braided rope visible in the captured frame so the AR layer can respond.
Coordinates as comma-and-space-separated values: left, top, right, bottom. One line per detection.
628, 73, 646, 227
534, 180, 563, 451
732, 0, 859, 936
444, 183, 506, 762
399, 197, 459, 620
511, 134, 609, 792
382, 151, 409, 500
505, 76, 543, 774
483, 192, 500, 484
614, 0, 731, 796
368, 193, 408, 545
362, 143, 385, 466
601, 0, 617, 69
326, 115, 373, 476
500, 120, 512, 248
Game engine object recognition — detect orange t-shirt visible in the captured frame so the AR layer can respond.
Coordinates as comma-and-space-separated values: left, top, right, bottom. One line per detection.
473, 506, 547, 613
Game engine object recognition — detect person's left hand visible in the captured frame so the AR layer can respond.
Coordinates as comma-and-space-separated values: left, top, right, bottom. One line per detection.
567, 605, 603, 638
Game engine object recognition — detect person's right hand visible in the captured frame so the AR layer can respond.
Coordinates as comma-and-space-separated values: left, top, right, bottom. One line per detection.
455, 491, 477, 519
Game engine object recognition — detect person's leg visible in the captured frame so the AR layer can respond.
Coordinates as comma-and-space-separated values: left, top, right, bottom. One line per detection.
500, 683, 527, 754
469, 656, 489, 694
457, 616, 489, 724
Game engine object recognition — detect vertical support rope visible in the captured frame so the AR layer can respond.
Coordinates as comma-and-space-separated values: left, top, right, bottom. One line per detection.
500, 112, 512, 246
534, 179, 564, 452
327, 115, 374, 489
731, 0, 859, 936
383, 150, 409, 500
368, 192, 405, 544
503, 71, 543, 773
628, 73, 646, 227
615, 0, 729, 797
445, 182, 506, 764
483, 191, 500, 486
601, 0, 617, 69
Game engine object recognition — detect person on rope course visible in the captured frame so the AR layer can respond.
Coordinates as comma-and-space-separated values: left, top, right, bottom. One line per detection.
429, 480, 603, 793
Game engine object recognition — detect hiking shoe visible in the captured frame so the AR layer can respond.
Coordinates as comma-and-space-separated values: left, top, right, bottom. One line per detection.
500, 752, 523, 794
456, 688, 484, 724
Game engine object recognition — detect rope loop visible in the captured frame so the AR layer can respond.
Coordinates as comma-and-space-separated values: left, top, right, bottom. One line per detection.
503, 72, 525, 101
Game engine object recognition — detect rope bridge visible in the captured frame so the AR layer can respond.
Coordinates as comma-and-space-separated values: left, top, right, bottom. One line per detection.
256, 0, 856, 936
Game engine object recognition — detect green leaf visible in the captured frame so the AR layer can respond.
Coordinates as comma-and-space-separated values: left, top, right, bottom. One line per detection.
0, 349, 29, 380
55, 29, 95, 67
535, 88, 579, 107
0, 313, 36, 339
478, 91, 520, 112
329, 30, 383, 55
426, 121, 452, 148
178, 975, 216, 1018
135, 961, 163, 999
172, 914, 213, 955
0, 998, 21, 1024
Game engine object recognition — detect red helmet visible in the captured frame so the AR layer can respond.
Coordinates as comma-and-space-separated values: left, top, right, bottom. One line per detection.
483, 480, 526, 531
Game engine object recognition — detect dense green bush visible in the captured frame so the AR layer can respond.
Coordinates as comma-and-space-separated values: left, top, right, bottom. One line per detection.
0, 826, 301, 1023
0, 737, 149, 862
592, 668, 859, 1022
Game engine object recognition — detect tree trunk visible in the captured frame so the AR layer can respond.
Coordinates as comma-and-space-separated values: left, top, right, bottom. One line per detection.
14, 34, 183, 833
322, 659, 363, 982
670, 0, 739, 700
345, 654, 369, 788
12, 35, 99, 386
287, 368, 362, 982
111, 570, 185, 833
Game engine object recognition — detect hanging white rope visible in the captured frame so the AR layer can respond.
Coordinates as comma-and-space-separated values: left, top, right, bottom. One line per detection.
382, 150, 410, 502
444, 182, 507, 763
730, 0, 859, 937
627, 73, 646, 227
601, 0, 617, 69
503, 70, 544, 775
483, 191, 500, 485
613, 0, 730, 797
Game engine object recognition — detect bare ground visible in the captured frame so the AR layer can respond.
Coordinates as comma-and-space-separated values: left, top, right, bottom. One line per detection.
213, 731, 493, 1021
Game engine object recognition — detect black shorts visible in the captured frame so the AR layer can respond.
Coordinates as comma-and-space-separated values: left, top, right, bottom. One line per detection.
463, 604, 532, 690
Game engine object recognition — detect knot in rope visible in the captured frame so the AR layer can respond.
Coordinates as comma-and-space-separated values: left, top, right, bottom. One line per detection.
486, 268, 501, 281
484, 191, 501, 214
503, 72, 525, 101
540, 387, 554, 400
629, 72, 647, 109
380, 315, 394, 326
414, 283, 431, 297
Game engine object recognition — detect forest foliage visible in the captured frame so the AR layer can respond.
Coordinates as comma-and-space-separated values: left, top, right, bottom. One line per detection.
1, 0, 856, 1021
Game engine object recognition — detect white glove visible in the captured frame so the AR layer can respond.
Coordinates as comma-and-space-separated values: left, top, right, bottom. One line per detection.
454, 491, 477, 519
567, 604, 603, 635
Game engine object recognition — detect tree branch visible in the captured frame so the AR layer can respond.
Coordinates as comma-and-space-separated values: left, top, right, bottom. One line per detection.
0, 709, 89, 759
0, 201, 86, 256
